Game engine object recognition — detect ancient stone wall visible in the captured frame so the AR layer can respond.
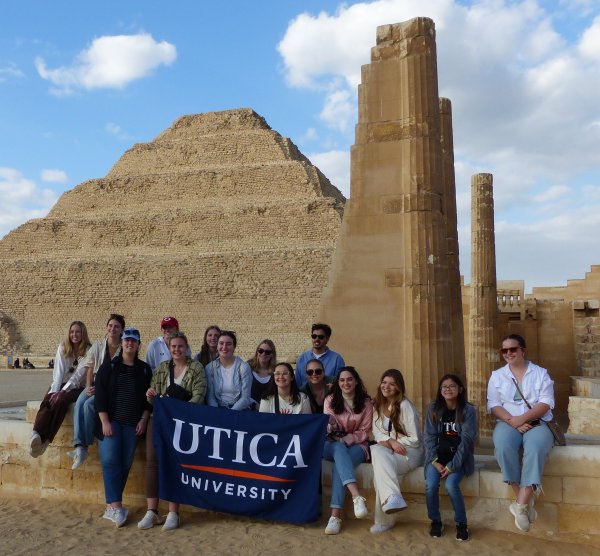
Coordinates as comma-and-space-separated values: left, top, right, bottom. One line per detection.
0, 109, 344, 360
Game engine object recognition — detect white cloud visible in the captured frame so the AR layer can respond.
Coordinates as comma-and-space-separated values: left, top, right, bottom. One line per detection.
40, 169, 69, 183
0, 168, 58, 239
532, 184, 571, 203
307, 150, 351, 196
319, 89, 354, 132
105, 122, 132, 140
35, 33, 177, 95
0, 64, 25, 83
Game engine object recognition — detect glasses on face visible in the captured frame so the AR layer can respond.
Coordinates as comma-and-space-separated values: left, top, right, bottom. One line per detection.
257, 348, 272, 355
306, 368, 323, 376
311, 334, 326, 340
274, 372, 290, 378
500, 347, 520, 355
441, 384, 458, 391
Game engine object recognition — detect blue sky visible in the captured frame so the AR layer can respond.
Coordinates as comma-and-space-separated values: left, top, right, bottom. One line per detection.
2, 0, 600, 291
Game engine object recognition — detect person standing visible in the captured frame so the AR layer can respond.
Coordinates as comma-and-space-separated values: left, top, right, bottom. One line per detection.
295, 323, 345, 389
145, 316, 188, 372
194, 325, 221, 367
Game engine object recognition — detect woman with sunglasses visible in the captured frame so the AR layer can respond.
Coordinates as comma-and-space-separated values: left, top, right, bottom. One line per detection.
370, 369, 423, 534
259, 362, 311, 414
206, 330, 253, 410
248, 339, 277, 410
487, 334, 555, 533
300, 358, 334, 414
424, 374, 476, 541
139, 331, 207, 531
322, 366, 372, 535
30, 320, 92, 458
95, 328, 153, 527
195, 325, 221, 367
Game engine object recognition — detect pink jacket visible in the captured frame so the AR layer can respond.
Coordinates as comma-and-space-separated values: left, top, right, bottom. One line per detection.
324, 395, 373, 459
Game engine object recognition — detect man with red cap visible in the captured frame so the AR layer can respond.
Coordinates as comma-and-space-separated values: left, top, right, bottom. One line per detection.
145, 316, 189, 372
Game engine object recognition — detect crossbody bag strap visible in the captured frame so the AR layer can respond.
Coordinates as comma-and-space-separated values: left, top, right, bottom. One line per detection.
512, 377, 532, 410
169, 359, 175, 387
274, 392, 281, 414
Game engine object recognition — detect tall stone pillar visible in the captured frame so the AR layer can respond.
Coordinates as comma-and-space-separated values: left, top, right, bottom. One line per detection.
467, 173, 500, 439
440, 98, 466, 380
318, 18, 455, 419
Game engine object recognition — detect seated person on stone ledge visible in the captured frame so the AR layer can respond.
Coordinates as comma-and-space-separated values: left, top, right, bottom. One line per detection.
194, 325, 221, 367
259, 362, 311, 414
66, 313, 125, 470
205, 330, 252, 410
487, 333, 555, 533
248, 339, 277, 410
29, 321, 92, 457
300, 358, 334, 414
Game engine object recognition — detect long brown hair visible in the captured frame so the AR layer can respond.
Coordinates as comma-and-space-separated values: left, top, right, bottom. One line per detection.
198, 325, 221, 366
374, 369, 408, 437
329, 366, 369, 415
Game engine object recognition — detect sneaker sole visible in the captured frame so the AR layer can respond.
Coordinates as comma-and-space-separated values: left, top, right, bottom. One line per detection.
509, 505, 530, 532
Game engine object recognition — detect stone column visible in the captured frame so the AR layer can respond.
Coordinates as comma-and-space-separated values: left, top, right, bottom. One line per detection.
467, 173, 500, 439
318, 18, 455, 419
440, 98, 466, 380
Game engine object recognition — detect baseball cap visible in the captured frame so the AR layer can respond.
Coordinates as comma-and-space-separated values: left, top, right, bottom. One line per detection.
161, 316, 179, 329
122, 328, 141, 341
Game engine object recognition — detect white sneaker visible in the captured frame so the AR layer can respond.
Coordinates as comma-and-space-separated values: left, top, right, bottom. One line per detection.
509, 502, 530, 532
353, 495, 368, 518
113, 507, 128, 528
39, 440, 50, 456
102, 507, 116, 522
138, 510, 163, 529
71, 446, 88, 470
29, 432, 43, 457
162, 511, 180, 531
382, 493, 407, 514
527, 497, 538, 523
370, 523, 395, 534
325, 516, 342, 535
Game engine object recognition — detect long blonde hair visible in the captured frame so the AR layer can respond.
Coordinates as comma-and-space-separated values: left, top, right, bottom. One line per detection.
63, 321, 91, 358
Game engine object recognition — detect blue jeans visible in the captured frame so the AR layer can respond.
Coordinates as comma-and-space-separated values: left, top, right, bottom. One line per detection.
73, 391, 96, 447
493, 420, 554, 488
425, 463, 466, 524
98, 421, 139, 504
322, 441, 366, 509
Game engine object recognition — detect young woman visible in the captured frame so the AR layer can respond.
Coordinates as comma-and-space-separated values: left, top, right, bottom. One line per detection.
94, 328, 153, 528
248, 339, 277, 410
67, 314, 125, 470
205, 331, 252, 410
370, 369, 423, 534
424, 374, 476, 541
259, 362, 311, 414
487, 334, 555, 533
139, 331, 207, 531
194, 325, 221, 367
300, 358, 334, 414
30, 321, 91, 457
322, 366, 372, 535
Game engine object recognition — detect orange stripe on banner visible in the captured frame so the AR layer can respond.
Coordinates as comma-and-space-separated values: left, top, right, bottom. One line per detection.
181, 464, 295, 483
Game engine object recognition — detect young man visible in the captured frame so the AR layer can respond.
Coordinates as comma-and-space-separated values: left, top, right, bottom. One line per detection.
295, 323, 345, 388
145, 316, 189, 372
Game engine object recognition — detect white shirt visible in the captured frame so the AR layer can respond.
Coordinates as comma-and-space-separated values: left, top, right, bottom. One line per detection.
145, 336, 191, 372
487, 361, 554, 420
259, 392, 312, 414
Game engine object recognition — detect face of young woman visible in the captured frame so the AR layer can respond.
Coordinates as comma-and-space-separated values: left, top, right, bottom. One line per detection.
257, 343, 273, 367
106, 319, 123, 341
206, 328, 220, 350
121, 338, 139, 357
170, 337, 188, 361
440, 378, 461, 403
218, 336, 235, 359
69, 324, 82, 346
380, 376, 399, 399
501, 338, 525, 365
338, 371, 356, 397
306, 363, 325, 385
274, 365, 293, 389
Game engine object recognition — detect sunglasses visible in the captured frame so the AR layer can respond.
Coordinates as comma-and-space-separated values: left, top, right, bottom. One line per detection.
311, 334, 326, 340
68, 359, 79, 373
500, 347, 521, 354
257, 348, 272, 355
306, 368, 323, 376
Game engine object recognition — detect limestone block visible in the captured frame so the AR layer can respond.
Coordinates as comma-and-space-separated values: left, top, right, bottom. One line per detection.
571, 376, 600, 398
562, 477, 600, 506
1, 463, 42, 492
558, 503, 600, 534
0, 419, 35, 445
567, 398, 600, 435
478, 469, 514, 499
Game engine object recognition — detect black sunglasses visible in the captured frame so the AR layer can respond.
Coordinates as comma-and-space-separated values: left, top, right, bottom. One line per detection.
257, 348, 273, 355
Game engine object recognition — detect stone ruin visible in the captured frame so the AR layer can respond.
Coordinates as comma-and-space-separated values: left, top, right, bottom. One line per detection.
0, 109, 344, 360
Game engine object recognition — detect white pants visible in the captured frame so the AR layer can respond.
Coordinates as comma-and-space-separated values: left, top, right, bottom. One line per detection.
371, 444, 423, 526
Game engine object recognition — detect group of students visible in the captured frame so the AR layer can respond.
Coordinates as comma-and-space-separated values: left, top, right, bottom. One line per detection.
28, 315, 557, 539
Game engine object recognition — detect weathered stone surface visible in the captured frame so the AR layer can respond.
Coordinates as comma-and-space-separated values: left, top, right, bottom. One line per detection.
567, 397, 600, 434
0, 108, 345, 360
